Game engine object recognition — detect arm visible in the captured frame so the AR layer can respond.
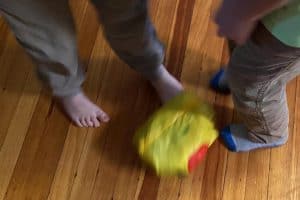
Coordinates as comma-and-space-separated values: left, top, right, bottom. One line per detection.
214, 0, 290, 45
230, 0, 290, 21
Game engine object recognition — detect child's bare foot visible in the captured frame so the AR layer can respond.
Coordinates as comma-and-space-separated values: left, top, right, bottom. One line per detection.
151, 65, 184, 103
57, 92, 109, 127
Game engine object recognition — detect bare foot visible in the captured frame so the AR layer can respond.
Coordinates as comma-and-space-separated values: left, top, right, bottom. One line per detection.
151, 65, 184, 103
57, 92, 109, 127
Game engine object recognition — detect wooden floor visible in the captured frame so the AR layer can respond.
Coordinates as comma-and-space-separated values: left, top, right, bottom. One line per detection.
1, 0, 300, 199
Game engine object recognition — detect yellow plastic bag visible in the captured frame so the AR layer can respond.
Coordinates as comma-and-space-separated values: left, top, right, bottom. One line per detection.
134, 92, 218, 176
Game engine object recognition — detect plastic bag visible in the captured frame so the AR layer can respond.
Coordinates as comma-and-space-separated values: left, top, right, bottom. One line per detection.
134, 92, 218, 176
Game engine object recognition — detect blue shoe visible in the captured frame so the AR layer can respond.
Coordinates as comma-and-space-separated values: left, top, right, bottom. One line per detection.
210, 69, 230, 94
220, 125, 288, 152
220, 126, 237, 152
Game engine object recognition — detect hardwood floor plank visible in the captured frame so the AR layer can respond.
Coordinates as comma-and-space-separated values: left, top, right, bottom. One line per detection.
0, 71, 41, 199
244, 150, 271, 200
267, 81, 297, 200
4, 94, 70, 199
0, 33, 31, 149
166, 0, 196, 78
290, 78, 300, 200
0, 18, 9, 58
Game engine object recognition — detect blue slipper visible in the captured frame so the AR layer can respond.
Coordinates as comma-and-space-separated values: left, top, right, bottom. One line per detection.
220, 126, 237, 152
210, 69, 230, 94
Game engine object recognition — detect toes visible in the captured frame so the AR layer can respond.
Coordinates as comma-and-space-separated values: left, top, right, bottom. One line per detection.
80, 118, 88, 127
97, 110, 110, 123
85, 117, 94, 127
74, 118, 83, 127
70, 116, 83, 127
58, 92, 111, 128
74, 115, 102, 128
91, 116, 101, 127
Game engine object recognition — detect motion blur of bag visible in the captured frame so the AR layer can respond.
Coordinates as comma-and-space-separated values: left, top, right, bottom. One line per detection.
134, 92, 218, 176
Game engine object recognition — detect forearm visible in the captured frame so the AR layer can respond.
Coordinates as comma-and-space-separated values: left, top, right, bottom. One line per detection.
227, 0, 290, 21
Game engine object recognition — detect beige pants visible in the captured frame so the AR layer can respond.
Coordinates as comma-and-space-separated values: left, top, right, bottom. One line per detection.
0, 0, 164, 96
228, 23, 300, 144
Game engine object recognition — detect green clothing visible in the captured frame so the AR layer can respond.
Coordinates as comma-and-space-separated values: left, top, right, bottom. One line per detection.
263, 0, 300, 47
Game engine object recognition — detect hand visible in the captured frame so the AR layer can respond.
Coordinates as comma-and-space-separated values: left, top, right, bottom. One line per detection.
214, 0, 258, 45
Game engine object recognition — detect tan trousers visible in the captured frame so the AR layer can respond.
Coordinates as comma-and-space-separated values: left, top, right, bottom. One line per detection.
228, 23, 300, 143
0, 0, 164, 96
